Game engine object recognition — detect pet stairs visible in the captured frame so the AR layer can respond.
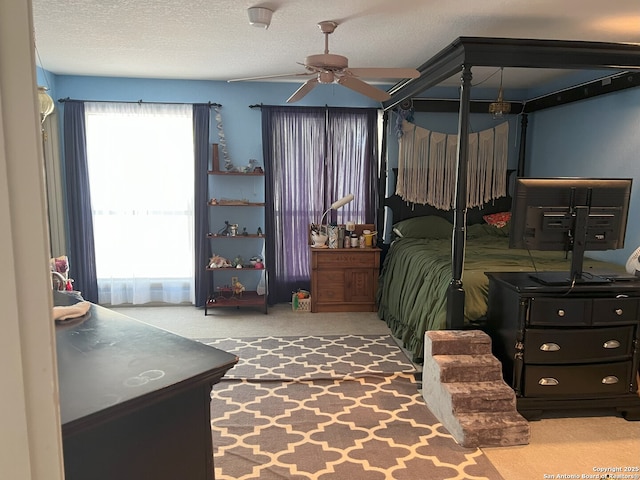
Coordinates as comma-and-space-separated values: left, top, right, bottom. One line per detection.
421, 330, 530, 448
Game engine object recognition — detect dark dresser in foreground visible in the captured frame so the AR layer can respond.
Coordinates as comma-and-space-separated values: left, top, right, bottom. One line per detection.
485, 271, 640, 421
56, 302, 237, 480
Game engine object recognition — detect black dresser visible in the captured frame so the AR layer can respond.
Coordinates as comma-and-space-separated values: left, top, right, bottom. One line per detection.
485, 271, 640, 421
56, 301, 238, 480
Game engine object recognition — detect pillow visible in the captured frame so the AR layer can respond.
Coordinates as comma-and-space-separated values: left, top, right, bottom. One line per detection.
467, 222, 510, 238
483, 211, 511, 229
392, 216, 453, 239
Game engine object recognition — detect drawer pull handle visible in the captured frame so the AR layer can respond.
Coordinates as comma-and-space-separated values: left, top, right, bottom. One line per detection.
556, 309, 565, 317
602, 375, 619, 385
603, 340, 621, 349
615, 308, 623, 316
538, 378, 559, 386
540, 342, 560, 352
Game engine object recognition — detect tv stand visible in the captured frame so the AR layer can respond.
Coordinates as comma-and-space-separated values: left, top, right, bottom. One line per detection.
485, 271, 640, 421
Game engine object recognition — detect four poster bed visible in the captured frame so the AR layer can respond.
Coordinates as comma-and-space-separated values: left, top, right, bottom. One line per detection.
375, 37, 640, 361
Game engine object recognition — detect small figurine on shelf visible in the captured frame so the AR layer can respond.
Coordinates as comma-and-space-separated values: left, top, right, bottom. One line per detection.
257, 227, 263, 237
232, 279, 245, 296
218, 220, 231, 236
242, 227, 248, 236
248, 159, 260, 172
232, 256, 244, 268
208, 254, 231, 268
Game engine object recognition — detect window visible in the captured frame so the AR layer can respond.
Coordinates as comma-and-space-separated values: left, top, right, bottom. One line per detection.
85, 102, 194, 305
262, 106, 379, 303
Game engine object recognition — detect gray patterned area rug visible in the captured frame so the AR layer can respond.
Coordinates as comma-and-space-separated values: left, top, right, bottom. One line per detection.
201, 335, 504, 480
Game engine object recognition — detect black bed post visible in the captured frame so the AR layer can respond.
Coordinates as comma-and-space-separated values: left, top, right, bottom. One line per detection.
517, 113, 528, 177
446, 64, 473, 330
378, 111, 389, 242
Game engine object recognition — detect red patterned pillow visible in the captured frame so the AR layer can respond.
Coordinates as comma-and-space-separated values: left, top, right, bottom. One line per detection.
483, 211, 511, 228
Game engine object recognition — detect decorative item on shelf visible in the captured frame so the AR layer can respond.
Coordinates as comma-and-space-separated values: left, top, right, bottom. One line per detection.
232, 256, 244, 268
209, 198, 219, 205
229, 224, 239, 236
211, 143, 220, 172
217, 285, 233, 299
249, 255, 263, 266
242, 227, 248, 236
218, 220, 231, 236
209, 254, 231, 268
232, 279, 245, 296
257, 227, 263, 236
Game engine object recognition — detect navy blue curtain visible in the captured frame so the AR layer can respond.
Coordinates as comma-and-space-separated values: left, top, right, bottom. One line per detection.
262, 106, 379, 304
193, 104, 211, 307
62, 101, 99, 302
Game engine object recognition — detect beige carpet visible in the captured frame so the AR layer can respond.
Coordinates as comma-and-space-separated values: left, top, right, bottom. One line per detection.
114, 304, 640, 479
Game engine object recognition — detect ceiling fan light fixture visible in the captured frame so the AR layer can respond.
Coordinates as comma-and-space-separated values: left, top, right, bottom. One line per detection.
489, 67, 511, 119
247, 7, 273, 29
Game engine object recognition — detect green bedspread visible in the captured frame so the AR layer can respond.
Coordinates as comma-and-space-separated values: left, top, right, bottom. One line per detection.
376, 223, 624, 361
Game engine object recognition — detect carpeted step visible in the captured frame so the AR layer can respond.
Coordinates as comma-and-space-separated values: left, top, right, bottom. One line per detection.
426, 330, 493, 356
456, 411, 531, 447
422, 330, 530, 448
445, 381, 517, 413
432, 354, 503, 383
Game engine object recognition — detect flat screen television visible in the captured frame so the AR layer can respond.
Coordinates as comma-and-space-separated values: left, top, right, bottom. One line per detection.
509, 177, 633, 285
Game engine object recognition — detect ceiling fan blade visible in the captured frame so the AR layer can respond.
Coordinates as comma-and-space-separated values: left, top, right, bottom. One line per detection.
346, 68, 420, 79
337, 76, 391, 102
287, 77, 319, 103
228, 72, 313, 83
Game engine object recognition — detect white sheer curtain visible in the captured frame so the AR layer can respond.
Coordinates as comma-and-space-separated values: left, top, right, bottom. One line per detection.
85, 102, 195, 305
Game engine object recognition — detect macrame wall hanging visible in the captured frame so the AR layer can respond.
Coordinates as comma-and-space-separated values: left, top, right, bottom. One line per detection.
396, 119, 509, 210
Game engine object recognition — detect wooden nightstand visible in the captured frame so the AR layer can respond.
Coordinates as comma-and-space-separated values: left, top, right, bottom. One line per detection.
310, 247, 381, 313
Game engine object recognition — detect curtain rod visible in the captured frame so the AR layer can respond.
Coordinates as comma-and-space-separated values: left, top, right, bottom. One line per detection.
58, 98, 221, 107
248, 104, 378, 109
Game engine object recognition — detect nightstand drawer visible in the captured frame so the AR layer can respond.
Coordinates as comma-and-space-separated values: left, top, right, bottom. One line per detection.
314, 250, 379, 268
524, 326, 635, 364
529, 297, 590, 326
592, 297, 639, 325
523, 362, 632, 397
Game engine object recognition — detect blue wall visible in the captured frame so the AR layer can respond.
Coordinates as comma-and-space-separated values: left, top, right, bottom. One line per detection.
45, 70, 640, 268
525, 88, 640, 265
51, 74, 378, 168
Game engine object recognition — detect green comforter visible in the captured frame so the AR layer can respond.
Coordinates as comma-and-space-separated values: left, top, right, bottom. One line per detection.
377, 223, 623, 361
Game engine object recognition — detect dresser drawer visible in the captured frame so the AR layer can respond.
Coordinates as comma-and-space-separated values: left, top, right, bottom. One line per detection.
592, 297, 639, 325
528, 297, 590, 326
313, 250, 378, 268
523, 362, 632, 397
524, 326, 635, 364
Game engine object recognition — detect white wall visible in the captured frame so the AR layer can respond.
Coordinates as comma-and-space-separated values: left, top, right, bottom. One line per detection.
0, 0, 65, 478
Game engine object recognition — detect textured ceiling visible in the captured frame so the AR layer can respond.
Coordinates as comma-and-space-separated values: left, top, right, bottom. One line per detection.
32, 0, 640, 90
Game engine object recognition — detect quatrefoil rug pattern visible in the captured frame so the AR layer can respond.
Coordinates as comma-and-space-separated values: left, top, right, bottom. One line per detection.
203, 335, 504, 480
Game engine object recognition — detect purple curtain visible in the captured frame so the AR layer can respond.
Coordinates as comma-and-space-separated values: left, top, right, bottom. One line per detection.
193, 104, 211, 307
62, 101, 99, 302
262, 106, 379, 304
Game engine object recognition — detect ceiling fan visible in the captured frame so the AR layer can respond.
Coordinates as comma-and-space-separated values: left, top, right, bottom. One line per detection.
228, 21, 420, 103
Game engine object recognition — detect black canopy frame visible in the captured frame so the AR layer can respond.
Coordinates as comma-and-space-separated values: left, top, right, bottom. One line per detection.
379, 37, 640, 329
